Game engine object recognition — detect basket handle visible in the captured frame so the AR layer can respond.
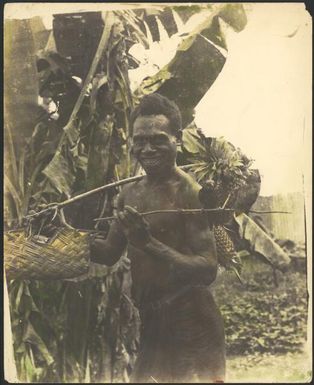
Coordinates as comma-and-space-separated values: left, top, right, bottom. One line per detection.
58, 208, 75, 230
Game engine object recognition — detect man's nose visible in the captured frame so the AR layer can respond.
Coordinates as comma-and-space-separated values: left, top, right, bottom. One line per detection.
142, 141, 155, 153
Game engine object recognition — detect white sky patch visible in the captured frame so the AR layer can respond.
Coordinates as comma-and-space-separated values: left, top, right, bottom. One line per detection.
195, 3, 312, 196
4, 3, 165, 28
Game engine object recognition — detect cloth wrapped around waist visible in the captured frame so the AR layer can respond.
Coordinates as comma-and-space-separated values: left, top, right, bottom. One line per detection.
131, 285, 225, 383
138, 284, 201, 313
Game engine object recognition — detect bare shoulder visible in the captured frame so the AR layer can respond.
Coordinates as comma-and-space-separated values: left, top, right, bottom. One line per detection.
120, 177, 146, 196
116, 178, 144, 208
177, 169, 212, 233
177, 168, 202, 209
177, 170, 215, 251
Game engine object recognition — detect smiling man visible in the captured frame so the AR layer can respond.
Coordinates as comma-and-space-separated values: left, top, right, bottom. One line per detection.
90, 93, 225, 383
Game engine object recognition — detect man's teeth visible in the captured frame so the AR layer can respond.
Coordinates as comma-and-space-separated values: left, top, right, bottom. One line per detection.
142, 158, 159, 166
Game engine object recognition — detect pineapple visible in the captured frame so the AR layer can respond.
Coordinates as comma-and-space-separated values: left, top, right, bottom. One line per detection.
213, 225, 236, 267
213, 224, 243, 282
213, 174, 245, 208
183, 130, 252, 281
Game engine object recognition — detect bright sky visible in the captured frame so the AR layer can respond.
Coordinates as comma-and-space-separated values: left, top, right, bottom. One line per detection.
195, 3, 312, 196
5, 3, 312, 196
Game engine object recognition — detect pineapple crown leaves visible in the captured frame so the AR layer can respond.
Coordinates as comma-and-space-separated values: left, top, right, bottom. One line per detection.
183, 129, 254, 185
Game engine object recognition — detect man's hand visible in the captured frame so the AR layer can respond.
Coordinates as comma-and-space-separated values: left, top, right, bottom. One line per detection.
117, 206, 152, 249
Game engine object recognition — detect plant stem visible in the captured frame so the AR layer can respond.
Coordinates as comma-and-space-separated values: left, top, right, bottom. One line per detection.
95, 208, 233, 221
93, 208, 292, 222
222, 193, 231, 209
248, 210, 292, 214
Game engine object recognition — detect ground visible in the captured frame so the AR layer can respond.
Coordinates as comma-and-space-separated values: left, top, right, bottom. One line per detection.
227, 350, 312, 383
211, 252, 310, 383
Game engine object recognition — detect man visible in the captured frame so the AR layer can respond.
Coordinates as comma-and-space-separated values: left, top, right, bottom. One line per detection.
91, 93, 225, 383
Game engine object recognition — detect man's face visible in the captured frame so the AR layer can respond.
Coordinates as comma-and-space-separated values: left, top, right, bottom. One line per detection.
132, 114, 178, 174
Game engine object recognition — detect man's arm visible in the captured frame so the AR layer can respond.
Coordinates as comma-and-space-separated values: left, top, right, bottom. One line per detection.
143, 214, 217, 285
90, 194, 127, 266
118, 206, 217, 285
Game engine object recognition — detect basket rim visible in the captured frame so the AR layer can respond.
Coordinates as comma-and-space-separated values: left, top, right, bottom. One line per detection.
4, 226, 98, 235
4, 227, 95, 248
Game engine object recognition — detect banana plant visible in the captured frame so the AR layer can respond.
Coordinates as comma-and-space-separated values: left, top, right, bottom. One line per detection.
4, 4, 250, 382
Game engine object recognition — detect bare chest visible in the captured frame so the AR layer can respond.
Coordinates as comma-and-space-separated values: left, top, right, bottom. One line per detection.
123, 183, 187, 244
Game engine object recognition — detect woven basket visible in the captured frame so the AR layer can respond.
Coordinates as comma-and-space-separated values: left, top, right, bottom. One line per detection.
4, 227, 91, 280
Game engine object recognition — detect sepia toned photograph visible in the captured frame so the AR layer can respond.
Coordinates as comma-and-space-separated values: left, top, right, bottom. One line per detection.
3, 2, 312, 383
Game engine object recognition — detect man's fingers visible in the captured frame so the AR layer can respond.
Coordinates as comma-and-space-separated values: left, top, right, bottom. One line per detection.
123, 206, 144, 226
124, 205, 139, 214
124, 207, 141, 224
141, 216, 150, 227
124, 205, 142, 219
117, 210, 139, 229
117, 211, 129, 228
118, 206, 150, 230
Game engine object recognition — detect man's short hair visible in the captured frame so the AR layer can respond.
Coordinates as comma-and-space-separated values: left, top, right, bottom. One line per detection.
130, 93, 182, 137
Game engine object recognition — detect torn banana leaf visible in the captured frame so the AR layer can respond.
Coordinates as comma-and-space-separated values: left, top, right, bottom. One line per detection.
136, 4, 247, 128
234, 213, 291, 271
42, 152, 75, 198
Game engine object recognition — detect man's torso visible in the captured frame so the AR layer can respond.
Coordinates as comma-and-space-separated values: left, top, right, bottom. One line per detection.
120, 169, 202, 304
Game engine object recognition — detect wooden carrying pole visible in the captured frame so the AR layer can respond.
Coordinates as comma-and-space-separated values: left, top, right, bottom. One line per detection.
24, 164, 202, 219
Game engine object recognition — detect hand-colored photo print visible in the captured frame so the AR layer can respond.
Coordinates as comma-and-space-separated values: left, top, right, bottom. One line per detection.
4, 2, 312, 383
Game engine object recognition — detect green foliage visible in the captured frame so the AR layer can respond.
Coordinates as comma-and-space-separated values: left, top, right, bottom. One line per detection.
183, 127, 254, 186
8, 258, 140, 382
6, 14, 139, 383
5, 5, 253, 383
9, 280, 56, 382
214, 264, 308, 356
4, 120, 63, 229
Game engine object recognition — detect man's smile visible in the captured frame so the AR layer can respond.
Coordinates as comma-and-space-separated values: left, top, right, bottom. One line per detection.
140, 156, 161, 167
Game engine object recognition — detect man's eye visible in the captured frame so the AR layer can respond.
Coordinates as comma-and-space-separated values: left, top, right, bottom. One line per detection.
133, 138, 145, 145
151, 136, 167, 145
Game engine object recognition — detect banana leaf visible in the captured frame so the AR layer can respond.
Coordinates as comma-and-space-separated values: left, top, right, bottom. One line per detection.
4, 17, 48, 152
135, 4, 247, 127
23, 323, 54, 366
42, 152, 75, 198
234, 213, 291, 271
